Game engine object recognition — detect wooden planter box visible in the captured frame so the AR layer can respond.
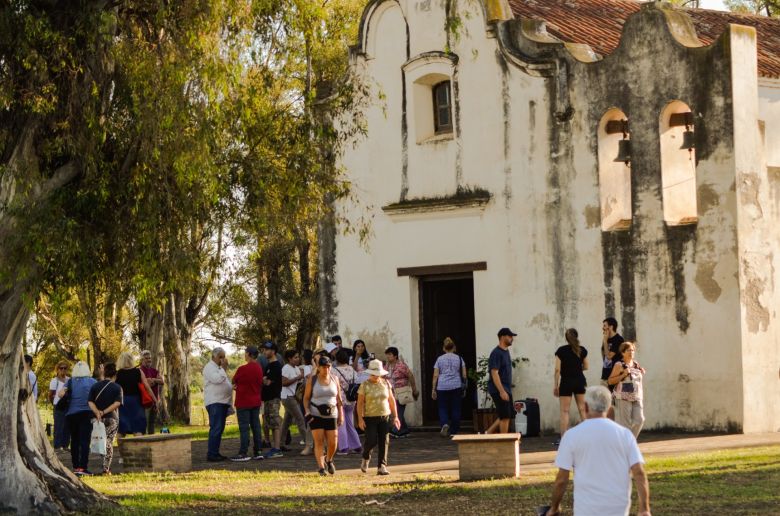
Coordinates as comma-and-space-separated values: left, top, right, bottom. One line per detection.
472, 408, 498, 433
451, 433, 521, 481
118, 433, 192, 473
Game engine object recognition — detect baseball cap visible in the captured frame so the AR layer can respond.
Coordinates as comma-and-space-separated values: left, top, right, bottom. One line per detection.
497, 327, 517, 337
324, 342, 337, 353
245, 346, 259, 358
262, 341, 277, 352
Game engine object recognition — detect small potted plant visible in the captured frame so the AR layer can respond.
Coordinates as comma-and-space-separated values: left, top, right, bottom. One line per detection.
467, 355, 528, 433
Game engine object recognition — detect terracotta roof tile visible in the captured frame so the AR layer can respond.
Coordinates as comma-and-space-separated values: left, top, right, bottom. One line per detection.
507, 0, 780, 78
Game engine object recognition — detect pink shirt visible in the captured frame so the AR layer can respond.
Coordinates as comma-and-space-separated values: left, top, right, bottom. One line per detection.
388, 360, 411, 389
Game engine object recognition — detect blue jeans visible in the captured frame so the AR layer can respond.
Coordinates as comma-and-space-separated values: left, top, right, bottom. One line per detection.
391, 401, 409, 436
437, 388, 463, 435
237, 406, 262, 455
206, 403, 229, 459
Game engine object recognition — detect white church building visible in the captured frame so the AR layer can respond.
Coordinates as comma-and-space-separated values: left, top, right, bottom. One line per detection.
321, 0, 780, 433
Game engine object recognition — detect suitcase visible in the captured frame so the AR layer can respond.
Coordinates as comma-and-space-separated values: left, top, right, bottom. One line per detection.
513, 398, 541, 437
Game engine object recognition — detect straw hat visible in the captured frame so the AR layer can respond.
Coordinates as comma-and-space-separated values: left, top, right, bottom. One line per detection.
366, 359, 389, 377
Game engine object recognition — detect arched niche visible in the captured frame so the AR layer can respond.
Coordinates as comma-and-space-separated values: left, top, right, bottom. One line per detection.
660, 101, 698, 226
362, 1, 407, 60
598, 108, 632, 231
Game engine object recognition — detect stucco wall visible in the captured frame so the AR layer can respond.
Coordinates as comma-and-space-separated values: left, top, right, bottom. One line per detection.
333, 0, 780, 432
758, 79, 780, 167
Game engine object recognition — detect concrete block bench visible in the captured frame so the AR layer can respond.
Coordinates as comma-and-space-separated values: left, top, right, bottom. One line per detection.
451, 433, 521, 481
118, 433, 193, 473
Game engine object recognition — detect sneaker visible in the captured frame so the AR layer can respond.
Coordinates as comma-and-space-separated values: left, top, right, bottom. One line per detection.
299, 440, 306, 446
76, 470, 93, 476
377, 465, 390, 476
300, 446, 313, 456
230, 454, 251, 462
318, 468, 327, 476
207, 455, 225, 462
336, 450, 349, 456
351, 447, 363, 454
265, 448, 283, 459
440, 424, 450, 437
73, 468, 85, 476
360, 459, 368, 473
552, 440, 560, 447
326, 461, 336, 475
252, 452, 265, 460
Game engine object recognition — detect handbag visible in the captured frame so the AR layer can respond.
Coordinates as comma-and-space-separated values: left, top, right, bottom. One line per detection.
90, 419, 107, 455
138, 378, 154, 408
56, 379, 71, 412
395, 385, 414, 405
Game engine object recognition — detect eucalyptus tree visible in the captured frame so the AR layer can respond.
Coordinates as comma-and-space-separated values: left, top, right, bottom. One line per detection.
0, 1, 252, 511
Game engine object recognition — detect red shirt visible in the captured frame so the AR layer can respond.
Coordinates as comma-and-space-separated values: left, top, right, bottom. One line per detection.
140, 365, 160, 397
233, 361, 264, 409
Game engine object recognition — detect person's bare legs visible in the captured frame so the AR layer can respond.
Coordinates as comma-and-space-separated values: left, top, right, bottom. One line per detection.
499, 418, 510, 433
325, 430, 337, 462
312, 429, 325, 470
559, 396, 572, 436
574, 394, 586, 423
485, 418, 501, 434
271, 428, 281, 450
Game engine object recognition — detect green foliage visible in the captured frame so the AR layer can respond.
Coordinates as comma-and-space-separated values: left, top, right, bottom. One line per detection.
723, 0, 779, 15
467, 353, 528, 406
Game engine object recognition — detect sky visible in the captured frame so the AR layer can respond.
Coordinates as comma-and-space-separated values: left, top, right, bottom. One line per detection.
700, 0, 728, 10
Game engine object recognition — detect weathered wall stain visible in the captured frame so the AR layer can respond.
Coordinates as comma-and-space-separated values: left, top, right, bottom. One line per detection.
527, 312, 553, 335
665, 225, 696, 333
694, 260, 722, 302
583, 205, 600, 229
697, 183, 720, 214
738, 172, 764, 218
497, 49, 512, 207
743, 261, 770, 333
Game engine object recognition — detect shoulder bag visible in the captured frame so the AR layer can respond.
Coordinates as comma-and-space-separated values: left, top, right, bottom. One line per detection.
138, 370, 154, 408
56, 379, 71, 412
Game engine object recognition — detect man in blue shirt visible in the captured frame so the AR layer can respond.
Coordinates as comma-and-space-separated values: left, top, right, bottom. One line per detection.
486, 327, 516, 434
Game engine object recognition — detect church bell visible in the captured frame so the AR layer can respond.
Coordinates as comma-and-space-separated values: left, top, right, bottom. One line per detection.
614, 138, 631, 165
680, 128, 695, 152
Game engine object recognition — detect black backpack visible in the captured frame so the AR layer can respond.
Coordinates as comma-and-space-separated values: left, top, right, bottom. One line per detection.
334, 367, 359, 403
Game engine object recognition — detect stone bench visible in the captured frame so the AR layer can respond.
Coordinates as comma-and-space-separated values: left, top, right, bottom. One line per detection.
118, 433, 193, 473
451, 433, 521, 481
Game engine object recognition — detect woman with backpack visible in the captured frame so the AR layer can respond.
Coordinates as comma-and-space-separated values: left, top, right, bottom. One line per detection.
553, 328, 589, 445
303, 355, 344, 476
334, 349, 361, 455
431, 337, 467, 437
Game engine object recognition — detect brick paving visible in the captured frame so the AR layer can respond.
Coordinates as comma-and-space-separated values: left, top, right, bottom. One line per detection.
56, 430, 780, 476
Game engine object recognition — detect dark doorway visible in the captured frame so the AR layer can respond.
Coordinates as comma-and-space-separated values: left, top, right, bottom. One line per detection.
419, 275, 477, 425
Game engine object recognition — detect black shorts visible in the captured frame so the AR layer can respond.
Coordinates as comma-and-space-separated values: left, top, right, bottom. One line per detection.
491, 392, 515, 420
309, 416, 337, 431
559, 378, 586, 397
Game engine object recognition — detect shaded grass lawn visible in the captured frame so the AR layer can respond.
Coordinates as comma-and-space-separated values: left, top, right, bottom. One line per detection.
84, 446, 780, 515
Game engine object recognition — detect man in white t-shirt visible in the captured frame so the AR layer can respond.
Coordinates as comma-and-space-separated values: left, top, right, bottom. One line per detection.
545, 385, 651, 516
280, 349, 312, 455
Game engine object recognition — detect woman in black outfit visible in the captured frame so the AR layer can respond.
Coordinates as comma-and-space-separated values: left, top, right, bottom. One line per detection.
553, 328, 589, 445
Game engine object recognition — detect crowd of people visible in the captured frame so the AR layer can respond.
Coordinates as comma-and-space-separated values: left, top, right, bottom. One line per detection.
31, 315, 646, 486
204, 336, 412, 475
43, 350, 163, 476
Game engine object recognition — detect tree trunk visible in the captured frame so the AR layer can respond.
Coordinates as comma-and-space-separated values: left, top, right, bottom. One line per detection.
0, 283, 110, 513
164, 294, 191, 424
139, 304, 170, 422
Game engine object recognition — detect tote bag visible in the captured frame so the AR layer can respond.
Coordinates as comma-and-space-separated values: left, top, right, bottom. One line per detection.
395, 385, 415, 406
90, 419, 107, 455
